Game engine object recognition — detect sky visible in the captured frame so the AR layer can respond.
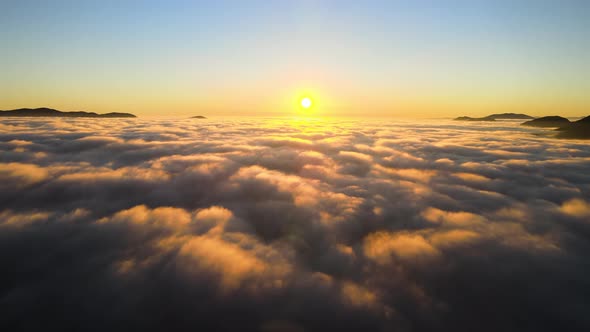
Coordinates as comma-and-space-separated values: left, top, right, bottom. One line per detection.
1, 0, 589, 117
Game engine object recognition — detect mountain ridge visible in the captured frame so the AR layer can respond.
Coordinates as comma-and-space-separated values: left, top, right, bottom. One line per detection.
454, 113, 534, 121
555, 115, 590, 139
0, 108, 136, 118
521, 116, 570, 128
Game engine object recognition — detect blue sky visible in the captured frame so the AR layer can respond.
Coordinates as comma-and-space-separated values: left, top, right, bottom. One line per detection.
1, 0, 588, 116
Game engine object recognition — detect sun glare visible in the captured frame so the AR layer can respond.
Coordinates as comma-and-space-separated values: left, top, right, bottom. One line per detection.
300, 97, 313, 109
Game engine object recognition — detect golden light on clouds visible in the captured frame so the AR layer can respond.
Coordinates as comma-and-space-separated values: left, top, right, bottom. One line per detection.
2, 116, 590, 330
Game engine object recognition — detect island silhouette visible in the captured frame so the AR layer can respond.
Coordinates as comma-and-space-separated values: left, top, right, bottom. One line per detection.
521, 116, 570, 127
455, 112, 589, 139
454, 113, 534, 121
555, 115, 590, 139
0, 108, 136, 118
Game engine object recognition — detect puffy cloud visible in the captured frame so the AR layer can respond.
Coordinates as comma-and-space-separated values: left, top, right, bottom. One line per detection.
1, 117, 589, 331
0, 210, 52, 227
428, 229, 481, 248
0, 162, 49, 188
181, 236, 265, 289
364, 231, 440, 264
421, 207, 487, 227
560, 198, 590, 218
340, 281, 385, 312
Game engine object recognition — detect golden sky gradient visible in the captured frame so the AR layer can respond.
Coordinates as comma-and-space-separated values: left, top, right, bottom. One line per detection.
1, 1, 588, 117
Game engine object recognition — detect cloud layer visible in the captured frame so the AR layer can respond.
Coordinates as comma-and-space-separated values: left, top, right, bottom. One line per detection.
1, 117, 590, 331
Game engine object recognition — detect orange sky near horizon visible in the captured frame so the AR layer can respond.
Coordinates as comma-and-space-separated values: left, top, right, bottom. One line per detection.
1, 1, 588, 118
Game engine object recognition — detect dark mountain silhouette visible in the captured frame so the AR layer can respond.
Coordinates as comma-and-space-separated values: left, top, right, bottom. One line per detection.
0, 108, 136, 118
191, 115, 207, 119
555, 115, 590, 139
521, 116, 570, 128
455, 113, 534, 121
454, 116, 491, 121
100, 112, 137, 118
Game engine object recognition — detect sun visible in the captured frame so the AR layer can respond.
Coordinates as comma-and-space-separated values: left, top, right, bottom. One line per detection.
300, 97, 313, 109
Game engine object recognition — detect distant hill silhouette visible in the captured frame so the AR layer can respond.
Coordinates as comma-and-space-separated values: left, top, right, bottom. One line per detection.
455, 113, 534, 121
191, 115, 207, 119
0, 108, 136, 118
521, 116, 570, 128
555, 115, 590, 139
454, 116, 491, 121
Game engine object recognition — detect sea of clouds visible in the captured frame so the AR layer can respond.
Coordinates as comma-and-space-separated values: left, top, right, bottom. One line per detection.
1, 117, 589, 331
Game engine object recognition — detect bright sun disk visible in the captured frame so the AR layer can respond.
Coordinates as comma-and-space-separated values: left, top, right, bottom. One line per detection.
301, 97, 312, 109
